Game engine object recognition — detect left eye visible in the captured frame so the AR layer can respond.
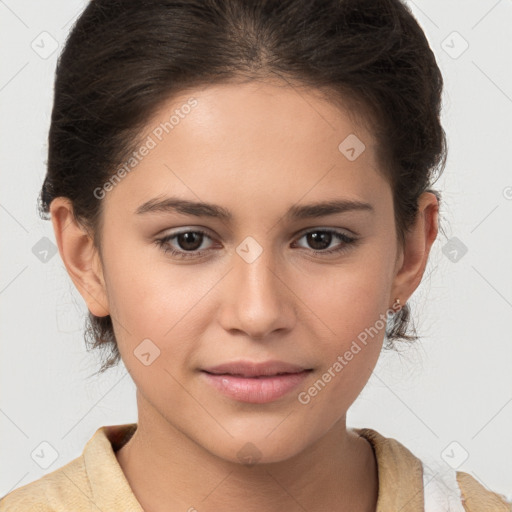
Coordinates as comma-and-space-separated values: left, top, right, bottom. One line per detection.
292, 229, 356, 253
154, 228, 357, 259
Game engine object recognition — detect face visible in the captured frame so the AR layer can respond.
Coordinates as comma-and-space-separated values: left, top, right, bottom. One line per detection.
55, 80, 423, 464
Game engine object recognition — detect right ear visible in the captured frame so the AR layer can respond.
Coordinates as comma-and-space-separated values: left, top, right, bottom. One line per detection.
50, 197, 110, 317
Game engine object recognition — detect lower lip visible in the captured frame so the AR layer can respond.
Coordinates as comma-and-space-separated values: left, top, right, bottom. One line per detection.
201, 370, 311, 404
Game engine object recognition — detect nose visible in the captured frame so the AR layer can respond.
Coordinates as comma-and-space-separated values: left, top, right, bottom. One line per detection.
217, 244, 296, 340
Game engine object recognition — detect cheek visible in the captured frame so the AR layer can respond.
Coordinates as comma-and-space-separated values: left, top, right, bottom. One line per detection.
290, 251, 393, 398
103, 233, 194, 330
103, 244, 223, 371
293, 252, 393, 341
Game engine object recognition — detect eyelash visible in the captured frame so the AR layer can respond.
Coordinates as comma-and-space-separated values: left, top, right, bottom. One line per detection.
154, 228, 358, 260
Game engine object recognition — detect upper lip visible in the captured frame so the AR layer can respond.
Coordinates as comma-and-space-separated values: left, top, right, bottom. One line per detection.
202, 360, 310, 377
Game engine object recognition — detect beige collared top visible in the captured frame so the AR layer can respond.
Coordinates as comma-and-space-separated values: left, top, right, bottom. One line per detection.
1, 424, 510, 511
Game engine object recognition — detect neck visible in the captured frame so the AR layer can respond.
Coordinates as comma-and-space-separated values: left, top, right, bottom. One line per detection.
115, 395, 378, 512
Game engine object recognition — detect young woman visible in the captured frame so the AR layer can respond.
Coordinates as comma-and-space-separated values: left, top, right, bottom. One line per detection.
1, 0, 510, 511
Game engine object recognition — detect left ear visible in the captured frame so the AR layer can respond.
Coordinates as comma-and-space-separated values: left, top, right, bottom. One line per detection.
390, 191, 439, 304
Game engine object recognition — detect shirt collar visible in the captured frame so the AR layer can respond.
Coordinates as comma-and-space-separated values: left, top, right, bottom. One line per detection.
354, 427, 425, 511
83, 423, 143, 512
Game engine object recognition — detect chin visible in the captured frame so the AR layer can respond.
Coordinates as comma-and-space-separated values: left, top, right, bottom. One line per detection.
201, 427, 316, 467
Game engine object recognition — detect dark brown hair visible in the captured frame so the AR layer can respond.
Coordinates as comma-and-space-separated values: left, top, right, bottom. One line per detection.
39, 0, 447, 374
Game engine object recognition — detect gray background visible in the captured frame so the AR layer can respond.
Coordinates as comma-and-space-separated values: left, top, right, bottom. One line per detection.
1, 0, 511, 500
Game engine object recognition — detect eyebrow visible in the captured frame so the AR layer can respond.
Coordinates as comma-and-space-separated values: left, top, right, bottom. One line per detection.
135, 196, 374, 221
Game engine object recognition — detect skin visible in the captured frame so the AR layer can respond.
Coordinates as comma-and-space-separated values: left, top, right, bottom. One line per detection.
50, 79, 438, 512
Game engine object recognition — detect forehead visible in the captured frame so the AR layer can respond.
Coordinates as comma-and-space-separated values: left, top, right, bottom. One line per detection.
154, 79, 372, 152
103, 80, 389, 218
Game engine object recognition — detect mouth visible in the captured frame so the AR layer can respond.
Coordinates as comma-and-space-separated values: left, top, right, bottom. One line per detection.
203, 371, 306, 378
200, 360, 313, 403
201, 360, 312, 378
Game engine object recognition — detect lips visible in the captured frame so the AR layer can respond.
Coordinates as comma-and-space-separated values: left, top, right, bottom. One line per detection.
202, 360, 310, 378
200, 360, 313, 403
